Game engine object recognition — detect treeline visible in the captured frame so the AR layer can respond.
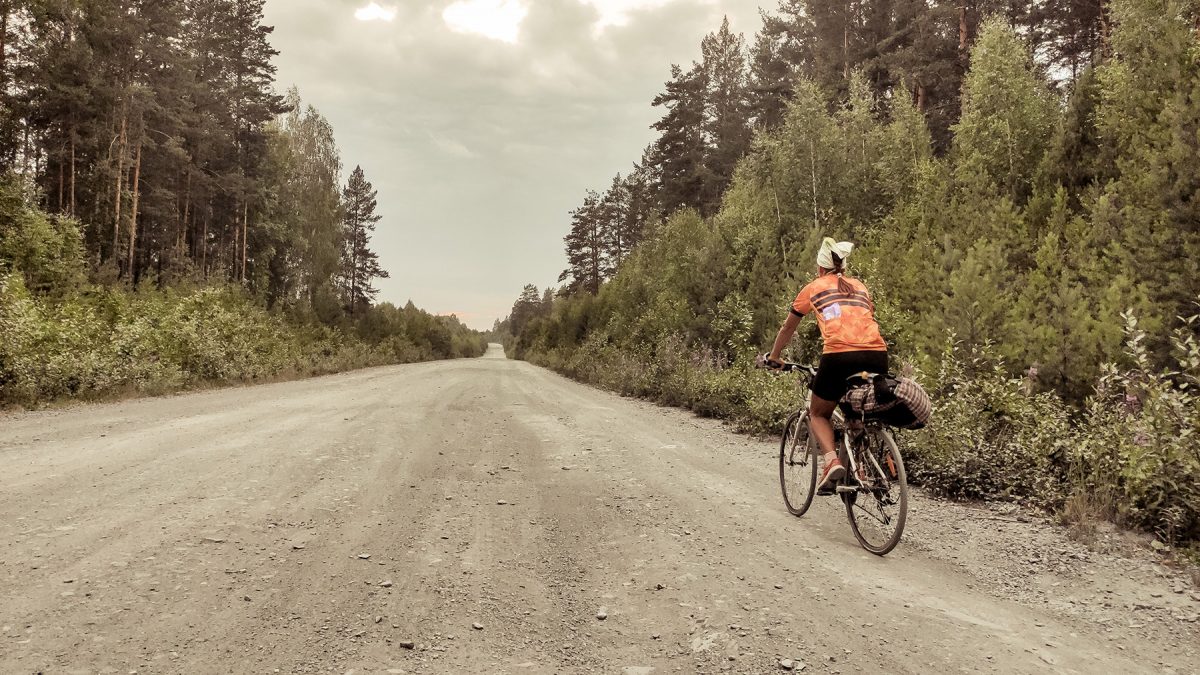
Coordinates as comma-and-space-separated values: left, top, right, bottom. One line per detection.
2, 1, 369, 309
0, 1, 486, 405
504, 0, 1200, 544
555, 0, 1108, 296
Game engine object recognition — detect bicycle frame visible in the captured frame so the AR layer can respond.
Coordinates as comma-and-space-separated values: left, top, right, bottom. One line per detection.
771, 358, 909, 554
792, 397, 893, 498
838, 422, 896, 494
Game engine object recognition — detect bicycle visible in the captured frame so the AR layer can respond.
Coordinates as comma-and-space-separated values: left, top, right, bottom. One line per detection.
769, 361, 909, 556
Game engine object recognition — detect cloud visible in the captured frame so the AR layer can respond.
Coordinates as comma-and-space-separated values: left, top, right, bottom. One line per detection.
429, 133, 476, 159
578, 0, 675, 32
354, 2, 397, 22
443, 0, 529, 43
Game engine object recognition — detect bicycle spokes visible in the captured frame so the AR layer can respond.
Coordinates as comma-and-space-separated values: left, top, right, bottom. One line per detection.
779, 412, 818, 518
788, 432, 810, 465
843, 429, 908, 555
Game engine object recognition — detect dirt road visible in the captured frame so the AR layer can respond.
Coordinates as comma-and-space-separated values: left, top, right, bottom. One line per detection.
2, 345, 1197, 674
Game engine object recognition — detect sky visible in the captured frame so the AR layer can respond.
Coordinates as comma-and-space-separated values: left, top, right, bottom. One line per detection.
262, 0, 767, 330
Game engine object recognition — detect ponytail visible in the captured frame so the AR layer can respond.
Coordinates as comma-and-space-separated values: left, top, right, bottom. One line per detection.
836, 272, 853, 295
832, 252, 853, 294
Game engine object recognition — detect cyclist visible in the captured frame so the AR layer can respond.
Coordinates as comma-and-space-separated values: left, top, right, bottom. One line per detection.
763, 238, 888, 493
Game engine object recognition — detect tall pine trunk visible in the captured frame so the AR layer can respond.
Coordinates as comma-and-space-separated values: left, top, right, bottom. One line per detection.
58, 157, 65, 212
180, 170, 191, 256
0, 5, 7, 94
241, 202, 248, 283
843, 24, 850, 80
69, 131, 76, 217
959, 5, 969, 64
350, 218, 358, 316
202, 215, 209, 279
127, 139, 143, 281
112, 111, 128, 267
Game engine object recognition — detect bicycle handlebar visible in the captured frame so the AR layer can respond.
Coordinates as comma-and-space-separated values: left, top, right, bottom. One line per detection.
756, 353, 817, 377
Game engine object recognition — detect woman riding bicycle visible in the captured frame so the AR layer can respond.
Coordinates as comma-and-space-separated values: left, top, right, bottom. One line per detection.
764, 238, 888, 493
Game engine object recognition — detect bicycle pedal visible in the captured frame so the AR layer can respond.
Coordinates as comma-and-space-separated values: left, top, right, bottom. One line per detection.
835, 485, 857, 494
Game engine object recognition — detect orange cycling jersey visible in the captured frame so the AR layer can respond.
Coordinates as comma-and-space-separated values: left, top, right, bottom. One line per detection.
792, 275, 888, 354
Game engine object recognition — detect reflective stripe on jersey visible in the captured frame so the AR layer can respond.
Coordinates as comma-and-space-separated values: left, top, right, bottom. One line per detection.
791, 275, 887, 354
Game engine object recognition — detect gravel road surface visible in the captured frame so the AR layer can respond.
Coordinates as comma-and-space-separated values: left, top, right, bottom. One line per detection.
2, 345, 1197, 674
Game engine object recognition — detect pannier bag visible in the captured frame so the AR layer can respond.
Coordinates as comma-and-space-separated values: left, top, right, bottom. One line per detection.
839, 374, 932, 430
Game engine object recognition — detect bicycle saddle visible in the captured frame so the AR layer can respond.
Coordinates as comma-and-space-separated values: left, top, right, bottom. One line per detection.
845, 371, 883, 386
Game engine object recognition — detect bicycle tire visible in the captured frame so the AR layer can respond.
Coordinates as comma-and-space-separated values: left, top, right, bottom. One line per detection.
779, 410, 818, 517
843, 427, 908, 555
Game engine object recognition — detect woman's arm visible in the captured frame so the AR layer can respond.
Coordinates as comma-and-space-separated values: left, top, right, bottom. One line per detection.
768, 311, 803, 362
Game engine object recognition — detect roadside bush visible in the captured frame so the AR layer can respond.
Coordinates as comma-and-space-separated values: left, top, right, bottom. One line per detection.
0, 177, 85, 294
0, 275, 484, 408
1069, 312, 1200, 543
902, 342, 1072, 508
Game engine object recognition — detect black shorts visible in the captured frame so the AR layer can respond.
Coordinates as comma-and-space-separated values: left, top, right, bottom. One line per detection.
811, 350, 889, 402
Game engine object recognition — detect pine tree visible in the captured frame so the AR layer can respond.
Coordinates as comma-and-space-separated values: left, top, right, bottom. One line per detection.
619, 163, 654, 259
1093, 0, 1200, 339
225, 0, 286, 284
509, 283, 542, 336
1042, 67, 1107, 205
936, 239, 1015, 361
340, 165, 388, 316
1006, 192, 1110, 397
700, 17, 751, 213
559, 190, 606, 295
951, 18, 1055, 206
649, 63, 709, 216
747, 23, 792, 130
597, 173, 630, 268
1030, 0, 1108, 79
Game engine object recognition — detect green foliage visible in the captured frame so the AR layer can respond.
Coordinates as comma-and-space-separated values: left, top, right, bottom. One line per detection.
0, 178, 85, 294
904, 342, 1072, 505
1070, 311, 1200, 542
1090, 0, 1200, 343
952, 18, 1056, 204
0, 274, 484, 407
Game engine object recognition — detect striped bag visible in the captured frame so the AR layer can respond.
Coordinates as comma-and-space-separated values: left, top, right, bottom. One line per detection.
839, 375, 932, 430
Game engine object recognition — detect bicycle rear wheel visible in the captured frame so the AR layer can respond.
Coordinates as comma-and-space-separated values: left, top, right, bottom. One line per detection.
779, 411, 818, 517
843, 428, 908, 555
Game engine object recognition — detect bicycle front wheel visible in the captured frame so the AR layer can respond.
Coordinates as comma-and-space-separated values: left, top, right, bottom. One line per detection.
779, 410, 818, 517
843, 428, 908, 555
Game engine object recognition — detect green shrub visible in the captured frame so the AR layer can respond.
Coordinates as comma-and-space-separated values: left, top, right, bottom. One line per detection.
0, 276, 483, 408
0, 177, 85, 294
901, 341, 1072, 507
1069, 312, 1200, 543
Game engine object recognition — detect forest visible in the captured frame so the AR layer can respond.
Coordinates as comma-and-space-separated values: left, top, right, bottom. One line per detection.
501, 0, 1200, 546
0, 0, 486, 406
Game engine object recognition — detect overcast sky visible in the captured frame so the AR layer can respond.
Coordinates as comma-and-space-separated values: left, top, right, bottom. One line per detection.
262, 0, 766, 330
